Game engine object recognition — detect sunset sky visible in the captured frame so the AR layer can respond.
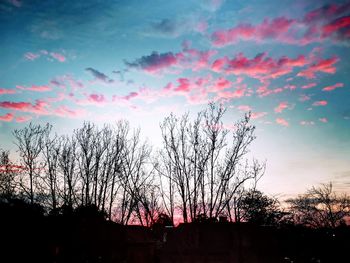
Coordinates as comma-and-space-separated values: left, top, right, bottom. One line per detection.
1, 0, 349, 198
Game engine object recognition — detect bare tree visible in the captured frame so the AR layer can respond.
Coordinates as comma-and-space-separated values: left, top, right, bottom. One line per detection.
159, 103, 264, 223
74, 122, 98, 206
13, 123, 51, 204
42, 131, 60, 210
102, 121, 127, 220
57, 135, 78, 209
0, 149, 17, 199
287, 182, 350, 228
118, 128, 153, 225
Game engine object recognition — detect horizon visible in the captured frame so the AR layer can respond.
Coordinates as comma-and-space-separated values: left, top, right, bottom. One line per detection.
1, 0, 350, 199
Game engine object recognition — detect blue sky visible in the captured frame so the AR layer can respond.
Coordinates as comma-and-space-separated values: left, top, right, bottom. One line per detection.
1, 0, 350, 197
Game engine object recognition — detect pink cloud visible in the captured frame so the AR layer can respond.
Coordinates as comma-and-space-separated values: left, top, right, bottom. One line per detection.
257, 82, 284, 97
0, 100, 49, 115
237, 105, 252, 112
46, 92, 65, 103
216, 88, 245, 100
186, 89, 209, 105
322, 16, 350, 38
322, 82, 344, 91
303, 3, 350, 23
209, 77, 231, 92
51, 75, 84, 90
113, 91, 139, 102
158, 77, 211, 104
86, 93, 107, 105
212, 52, 307, 80
15, 115, 32, 123
54, 106, 86, 118
211, 17, 296, 46
174, 78, 192, 93
319, 117, 328, 123
182, 48, 217, 71
297, 56, 339, 78
0, 88, 16, 95
50, 52, 66, 62
251, 112, 267, 119
301, 82, 317, 89
24, 50, 68, 63
0, 113, 14, 122
211, 3, 350, 47
312, 100, 328, 106
276, 118, 289, 127
24, 52, 40, 61
211, 57, 227, 72
123, 92, 139, 100
274, 101, 290, 113
16, 85, 51, 92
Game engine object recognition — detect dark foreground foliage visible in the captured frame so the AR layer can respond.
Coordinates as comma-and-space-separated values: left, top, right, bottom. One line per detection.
0, 199, 349, 263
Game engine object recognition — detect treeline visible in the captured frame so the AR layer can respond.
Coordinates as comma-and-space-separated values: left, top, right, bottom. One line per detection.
1, 103, 349, 228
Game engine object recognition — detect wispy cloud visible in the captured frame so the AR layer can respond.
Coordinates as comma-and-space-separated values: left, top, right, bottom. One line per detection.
53, 105, 86, 118
50, 52, 66, 62
15, 115, 32, 123
24, 50, 67, 62
299, 94, 311, 102
0, 113, 14, 122
274, 101, 290, 113
0, 100, 50, 115
276, 117, 289, 127
251, 111, 267, 120
125, 52, 179, 73
211, 17, 296, 46
297, 56, 339, 79
312, 100, 328, 106
300, 120, 315, 126
0, 88, 16, 95
322, 83, 344, 91
211, 52, 307, 80
16, 85, 51, 92
301, 82, 317, 89
125, 46, 217, 74
211, 2, 350, 46
85, 68, 114, 84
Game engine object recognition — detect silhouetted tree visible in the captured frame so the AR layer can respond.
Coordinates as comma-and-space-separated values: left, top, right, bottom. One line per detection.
42, 131, 60, 210
0, 149, 17, 199
118, 128, 156, 225
13, 123, 51, 204
287, 182, 350, 228
153, 213, 173, 227
238, 189, 283, 225
57, 135, 78, 209
158, 103, 265, 223
105, 121, 127, 220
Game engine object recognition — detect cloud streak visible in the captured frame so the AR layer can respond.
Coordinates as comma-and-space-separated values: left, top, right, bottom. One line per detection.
322, 83, 344, 91
211, 3, 350, 46
0, 113, 14, 122
0, 100, 49, 115
85, 68, 114, 83
0, 88, 16, 95
276, 118, 289, 127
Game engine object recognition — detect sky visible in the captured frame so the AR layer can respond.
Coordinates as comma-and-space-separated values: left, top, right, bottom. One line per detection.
0, 0, 350, 198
